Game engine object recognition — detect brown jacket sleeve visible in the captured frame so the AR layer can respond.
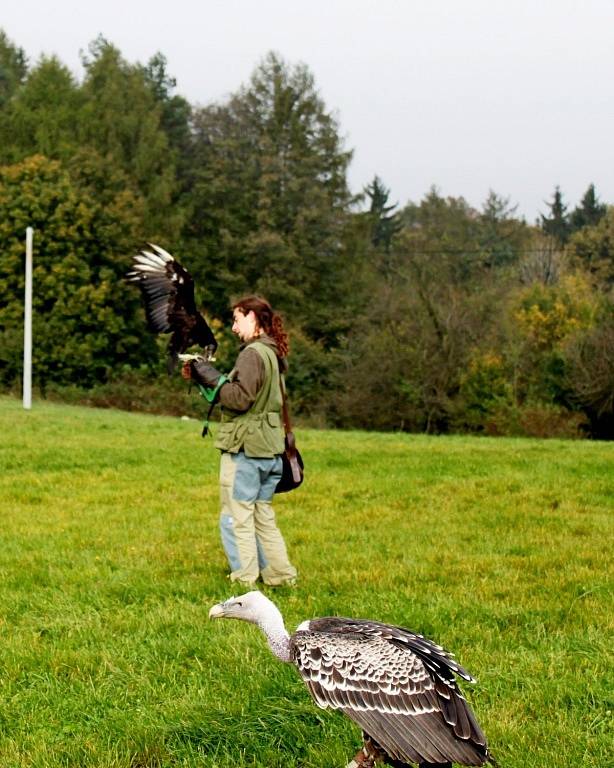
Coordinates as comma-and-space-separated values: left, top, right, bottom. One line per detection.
218, 347, 265, 412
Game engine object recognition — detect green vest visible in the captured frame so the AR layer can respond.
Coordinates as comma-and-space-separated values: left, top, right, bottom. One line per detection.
214, 341, 285, 457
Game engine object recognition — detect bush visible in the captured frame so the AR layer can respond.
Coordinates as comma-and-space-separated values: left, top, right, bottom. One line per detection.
483, 402, 587, 439
456, 352, 513, 433
27, 368, 211, 421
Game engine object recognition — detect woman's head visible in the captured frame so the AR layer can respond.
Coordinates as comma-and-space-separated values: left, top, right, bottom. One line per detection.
231, 295, 289, 357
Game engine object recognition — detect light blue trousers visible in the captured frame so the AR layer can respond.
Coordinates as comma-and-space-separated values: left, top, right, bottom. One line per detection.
219, 452, 297, 586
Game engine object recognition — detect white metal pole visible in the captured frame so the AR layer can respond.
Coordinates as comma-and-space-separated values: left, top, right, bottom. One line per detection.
23, 227, 33, 410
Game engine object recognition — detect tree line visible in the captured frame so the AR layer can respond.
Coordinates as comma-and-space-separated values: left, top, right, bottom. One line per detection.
1, 31, 612, 438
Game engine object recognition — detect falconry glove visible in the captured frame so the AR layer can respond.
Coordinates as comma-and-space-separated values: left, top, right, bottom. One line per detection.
190, 359, 229, 437
191, 359, 224, 389
191, 358, 228, 414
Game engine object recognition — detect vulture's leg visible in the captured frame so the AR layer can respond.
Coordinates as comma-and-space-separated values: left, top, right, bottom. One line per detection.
345, 746, 376, 768
346, 734, 388, 768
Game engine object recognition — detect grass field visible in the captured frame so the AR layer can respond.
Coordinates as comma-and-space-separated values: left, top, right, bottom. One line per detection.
0, 395, 612, 767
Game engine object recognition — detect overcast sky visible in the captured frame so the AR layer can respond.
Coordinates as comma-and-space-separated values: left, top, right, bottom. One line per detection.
3, 0, 613, 221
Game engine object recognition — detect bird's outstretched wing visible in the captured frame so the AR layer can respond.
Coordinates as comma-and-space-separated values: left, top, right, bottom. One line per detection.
126, 244, 217, 371
291, 618, 490, 766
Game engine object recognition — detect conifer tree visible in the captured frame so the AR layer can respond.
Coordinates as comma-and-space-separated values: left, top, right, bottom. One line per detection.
79, 37, 181, 240
0, 30, 27, 109
0, 56, 82, 164
479, 190, 527, 269
570, 183, 606, 232
540, 185, 570, 246
142, 53, 192, 185
364, 175, 401, 253
185, 52, 354, 339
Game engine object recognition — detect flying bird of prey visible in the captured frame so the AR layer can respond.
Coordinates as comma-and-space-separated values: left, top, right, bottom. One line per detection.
126, 244, 217, 372
209, 591, 494, 768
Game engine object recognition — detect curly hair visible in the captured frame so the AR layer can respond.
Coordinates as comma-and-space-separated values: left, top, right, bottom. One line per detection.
232, 295, 289, 357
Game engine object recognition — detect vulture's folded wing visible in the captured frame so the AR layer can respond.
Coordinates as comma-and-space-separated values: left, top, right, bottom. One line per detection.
291, 618, 489, 766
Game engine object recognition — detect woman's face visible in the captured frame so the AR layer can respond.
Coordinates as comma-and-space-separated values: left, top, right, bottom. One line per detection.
232, 308, 259, 342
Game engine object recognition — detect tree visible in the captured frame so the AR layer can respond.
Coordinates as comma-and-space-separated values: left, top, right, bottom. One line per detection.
397, 187, 487, 285
564, 303, 614, 438
479, 190, 528, 269
0, 155, 154, 390
0, 55, 82, 164
519, 231, 563, 286
364, 175, 401, 254
184, 52, 354, 340
142, 52, 193, 189
570, 183, 607, 232
79, 37, 181, 240
509, 274, 597, 407
335, 190, 508, 432
0, 29, 27, 109
540, 186, 570, 246
568, 206, 614, 288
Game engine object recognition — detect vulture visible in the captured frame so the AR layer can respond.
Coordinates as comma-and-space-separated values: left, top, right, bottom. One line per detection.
209, 591, 494, 768
126, 244, 217, 372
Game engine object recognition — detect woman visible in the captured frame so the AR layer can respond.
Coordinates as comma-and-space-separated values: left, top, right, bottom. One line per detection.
183, 296, 298, 588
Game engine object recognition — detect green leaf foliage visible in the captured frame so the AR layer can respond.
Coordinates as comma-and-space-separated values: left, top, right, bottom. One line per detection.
0, 155, 156, 388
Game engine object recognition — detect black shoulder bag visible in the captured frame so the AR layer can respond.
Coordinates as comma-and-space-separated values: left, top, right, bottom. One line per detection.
275, 374, 304, 494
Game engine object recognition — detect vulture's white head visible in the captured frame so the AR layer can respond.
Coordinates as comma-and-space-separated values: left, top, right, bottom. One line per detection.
209, 590, 279, 625
209, 591, 291, 661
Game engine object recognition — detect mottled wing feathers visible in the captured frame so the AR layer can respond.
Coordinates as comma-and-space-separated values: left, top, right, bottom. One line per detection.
126, 244, 217, 369
291, 618, 489, 766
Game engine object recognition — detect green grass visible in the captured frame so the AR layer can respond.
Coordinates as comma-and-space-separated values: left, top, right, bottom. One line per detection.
0, 395, 612, 767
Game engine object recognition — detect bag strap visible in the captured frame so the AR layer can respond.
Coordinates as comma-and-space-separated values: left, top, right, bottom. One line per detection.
278, 364, 299, 462
279, 370, 293, 436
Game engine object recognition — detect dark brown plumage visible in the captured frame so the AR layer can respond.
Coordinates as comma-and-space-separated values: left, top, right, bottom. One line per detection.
126, 244, 217, 371
209, 592, 494, 768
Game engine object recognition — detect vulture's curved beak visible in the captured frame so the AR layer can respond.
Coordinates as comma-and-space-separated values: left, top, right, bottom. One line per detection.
208, 602, 225, 619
